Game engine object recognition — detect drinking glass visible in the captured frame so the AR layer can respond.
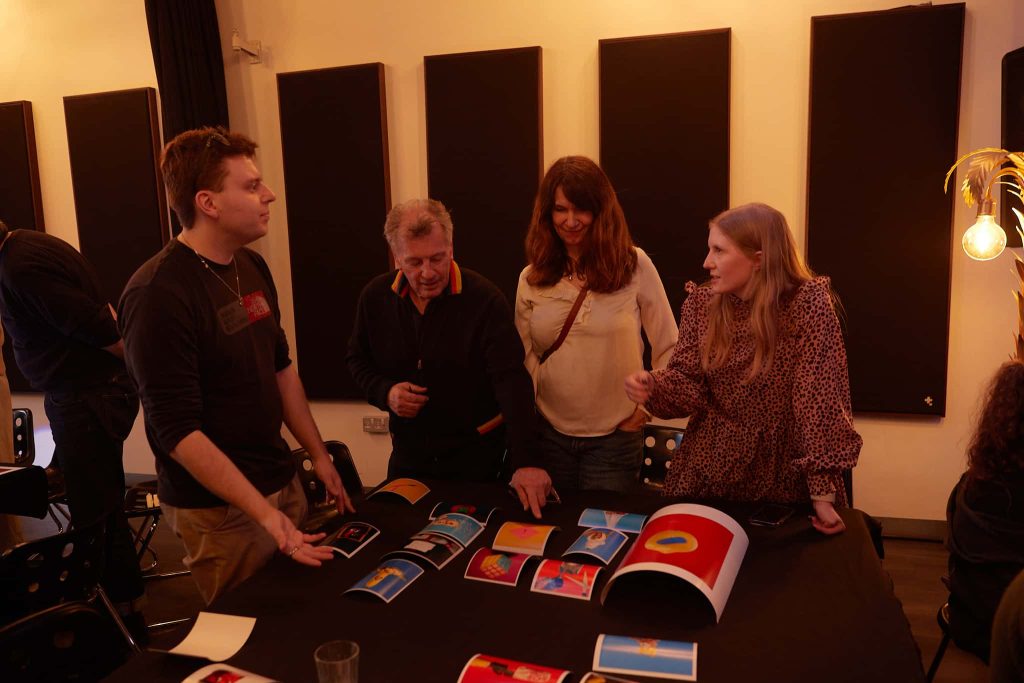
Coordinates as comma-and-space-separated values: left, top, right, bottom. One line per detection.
314, 640, 359, 683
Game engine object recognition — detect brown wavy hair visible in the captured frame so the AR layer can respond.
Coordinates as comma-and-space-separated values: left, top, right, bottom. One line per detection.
967, 360, 1024, 481
525, 156, 637, 293
702, 203, 816, 381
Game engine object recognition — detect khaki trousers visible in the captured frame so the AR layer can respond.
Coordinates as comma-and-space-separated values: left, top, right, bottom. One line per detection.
163, 475, 307, 604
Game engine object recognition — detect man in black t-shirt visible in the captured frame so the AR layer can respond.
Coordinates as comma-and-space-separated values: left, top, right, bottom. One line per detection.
0, 218, 145, 627
119, 128, 353, 604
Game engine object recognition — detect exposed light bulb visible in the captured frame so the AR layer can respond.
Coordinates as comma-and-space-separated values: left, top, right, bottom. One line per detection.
962, 213, 1007, 261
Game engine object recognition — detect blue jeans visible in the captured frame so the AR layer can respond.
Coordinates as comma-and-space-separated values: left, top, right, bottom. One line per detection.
44, 374, 143, 605
539, 419, 643, 493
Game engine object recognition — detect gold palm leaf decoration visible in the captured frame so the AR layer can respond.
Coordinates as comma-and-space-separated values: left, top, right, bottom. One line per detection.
946, 148, 1024, 359
1015, 224, 1024, 361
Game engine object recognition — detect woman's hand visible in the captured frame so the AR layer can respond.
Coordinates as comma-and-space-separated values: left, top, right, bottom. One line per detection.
810, 500, 846, 535
624, 371, 654, 404
616, 405, 650, 432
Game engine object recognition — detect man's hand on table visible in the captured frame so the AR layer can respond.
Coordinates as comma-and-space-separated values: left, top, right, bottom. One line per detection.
312, 451, 357, 514
810, 500, 846, 535
511, 467, 554, 520
260, 508, 335, 566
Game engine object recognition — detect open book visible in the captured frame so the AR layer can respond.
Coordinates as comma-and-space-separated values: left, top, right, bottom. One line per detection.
599, 504, 748, 621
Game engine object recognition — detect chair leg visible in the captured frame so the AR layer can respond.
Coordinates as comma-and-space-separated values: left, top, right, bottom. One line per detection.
925, 631, 951, 682
148, 616, 192, 630
95, 585, 142, 654
144, 568, 191, 580
46, 505, 64, 534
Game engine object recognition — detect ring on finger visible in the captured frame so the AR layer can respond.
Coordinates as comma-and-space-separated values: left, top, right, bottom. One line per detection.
287, 546, 299, 557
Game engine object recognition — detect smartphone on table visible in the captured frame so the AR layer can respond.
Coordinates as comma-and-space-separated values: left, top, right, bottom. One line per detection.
749, 503, 794, 527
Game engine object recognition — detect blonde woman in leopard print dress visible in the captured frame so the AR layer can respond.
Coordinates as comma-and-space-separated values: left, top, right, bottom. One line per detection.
625, 203, 861, 535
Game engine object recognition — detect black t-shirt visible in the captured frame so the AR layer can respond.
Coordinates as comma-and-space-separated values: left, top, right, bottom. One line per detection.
119, 239, 294, 508
0, 230, 123, 391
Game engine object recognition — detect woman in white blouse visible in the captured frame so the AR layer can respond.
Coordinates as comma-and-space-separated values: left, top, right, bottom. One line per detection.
515, 156, 677, 492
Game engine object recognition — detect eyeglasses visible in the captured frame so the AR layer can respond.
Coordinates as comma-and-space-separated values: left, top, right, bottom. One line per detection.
204, 130, 230, 148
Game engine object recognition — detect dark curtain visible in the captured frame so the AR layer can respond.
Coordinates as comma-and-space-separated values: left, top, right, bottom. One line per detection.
145, 0, 229, 143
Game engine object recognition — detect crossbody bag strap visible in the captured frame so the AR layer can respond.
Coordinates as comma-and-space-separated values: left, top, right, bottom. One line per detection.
538, 285, 589, 365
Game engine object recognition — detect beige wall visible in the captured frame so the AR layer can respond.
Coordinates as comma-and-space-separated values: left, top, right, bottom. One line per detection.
3, 0, 1022, 519
0, 0, 157, 468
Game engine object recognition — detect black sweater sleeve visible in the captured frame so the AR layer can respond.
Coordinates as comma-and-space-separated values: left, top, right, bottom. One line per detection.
119, 278, 204, 456
479, 288, 541, 470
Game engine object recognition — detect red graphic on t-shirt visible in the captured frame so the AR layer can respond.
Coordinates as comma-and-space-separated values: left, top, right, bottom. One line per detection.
622, 513, 734, 589
243, 291, 271, 323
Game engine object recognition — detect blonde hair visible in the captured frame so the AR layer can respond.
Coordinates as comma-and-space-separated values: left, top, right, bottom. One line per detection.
702, 203, 816, 380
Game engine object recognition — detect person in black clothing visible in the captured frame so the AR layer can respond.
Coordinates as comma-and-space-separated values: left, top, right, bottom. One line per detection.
946, 359, 1024, 662
0, 218, 145, 627
119, 128, 353, 604
347, 198, 553, 517
991, 568, 1024, 683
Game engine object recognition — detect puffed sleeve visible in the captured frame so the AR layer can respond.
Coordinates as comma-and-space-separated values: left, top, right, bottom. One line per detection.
646, 282, 708, 418
634, 248, 678, 369
789, 277, 862, 499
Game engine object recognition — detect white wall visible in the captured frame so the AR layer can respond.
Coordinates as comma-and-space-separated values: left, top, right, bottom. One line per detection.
3, 0, 1022, 518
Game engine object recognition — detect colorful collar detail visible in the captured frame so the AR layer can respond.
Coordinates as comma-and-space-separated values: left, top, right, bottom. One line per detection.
390, 260, 463, 298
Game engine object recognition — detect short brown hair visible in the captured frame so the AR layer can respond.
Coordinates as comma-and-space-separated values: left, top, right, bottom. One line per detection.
160, 127, 258, 228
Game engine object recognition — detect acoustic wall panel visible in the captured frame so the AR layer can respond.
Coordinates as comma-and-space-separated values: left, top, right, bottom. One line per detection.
1002, 46, 1024, 245
600, 30, 731, 317
64, 88, 169, 307
806, 4, 964, 416
277, 63, 391, 400
0, 101, 44, 392
425, 46, 542, 304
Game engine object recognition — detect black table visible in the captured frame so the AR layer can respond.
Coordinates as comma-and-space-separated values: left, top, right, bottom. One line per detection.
107, 480, 924, 682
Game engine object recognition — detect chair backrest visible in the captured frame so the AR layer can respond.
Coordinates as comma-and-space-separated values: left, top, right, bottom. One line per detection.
0, 601, 132, 681
641, 425, 684, 489
0, 521, 105, 623
842, 469, 854, 507
12, 408, 33, 466
293, 440, 364, 509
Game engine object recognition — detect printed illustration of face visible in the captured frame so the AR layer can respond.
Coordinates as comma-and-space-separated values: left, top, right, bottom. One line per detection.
394, 217, 452, 305
703, 223, 760, 300
585, 531, 608, 549
207, 155, 275, 246
551, 185, 593, 255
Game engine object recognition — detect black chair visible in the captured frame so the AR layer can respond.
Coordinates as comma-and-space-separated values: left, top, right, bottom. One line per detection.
925, 601, 952, 682
641, 425, 684, 490
12, 408, 32, 466
294, 440, 364, 534
11, 408, 70, 533
0, 520, 140, 659
123, 480, 189, 582
0, 601, 133, 682
842, 469, 854, 508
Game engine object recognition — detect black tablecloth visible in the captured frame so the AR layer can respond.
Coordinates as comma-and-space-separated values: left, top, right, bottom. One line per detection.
106, 480, 924, 682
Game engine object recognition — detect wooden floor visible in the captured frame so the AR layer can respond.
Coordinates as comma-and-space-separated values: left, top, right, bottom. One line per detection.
10, 516, 992, 680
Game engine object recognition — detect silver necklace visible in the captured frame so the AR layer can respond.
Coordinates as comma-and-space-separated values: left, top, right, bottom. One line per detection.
179, 237, 244, 307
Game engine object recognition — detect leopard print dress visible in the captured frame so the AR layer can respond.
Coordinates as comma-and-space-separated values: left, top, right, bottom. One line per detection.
646, 276, 861, 505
